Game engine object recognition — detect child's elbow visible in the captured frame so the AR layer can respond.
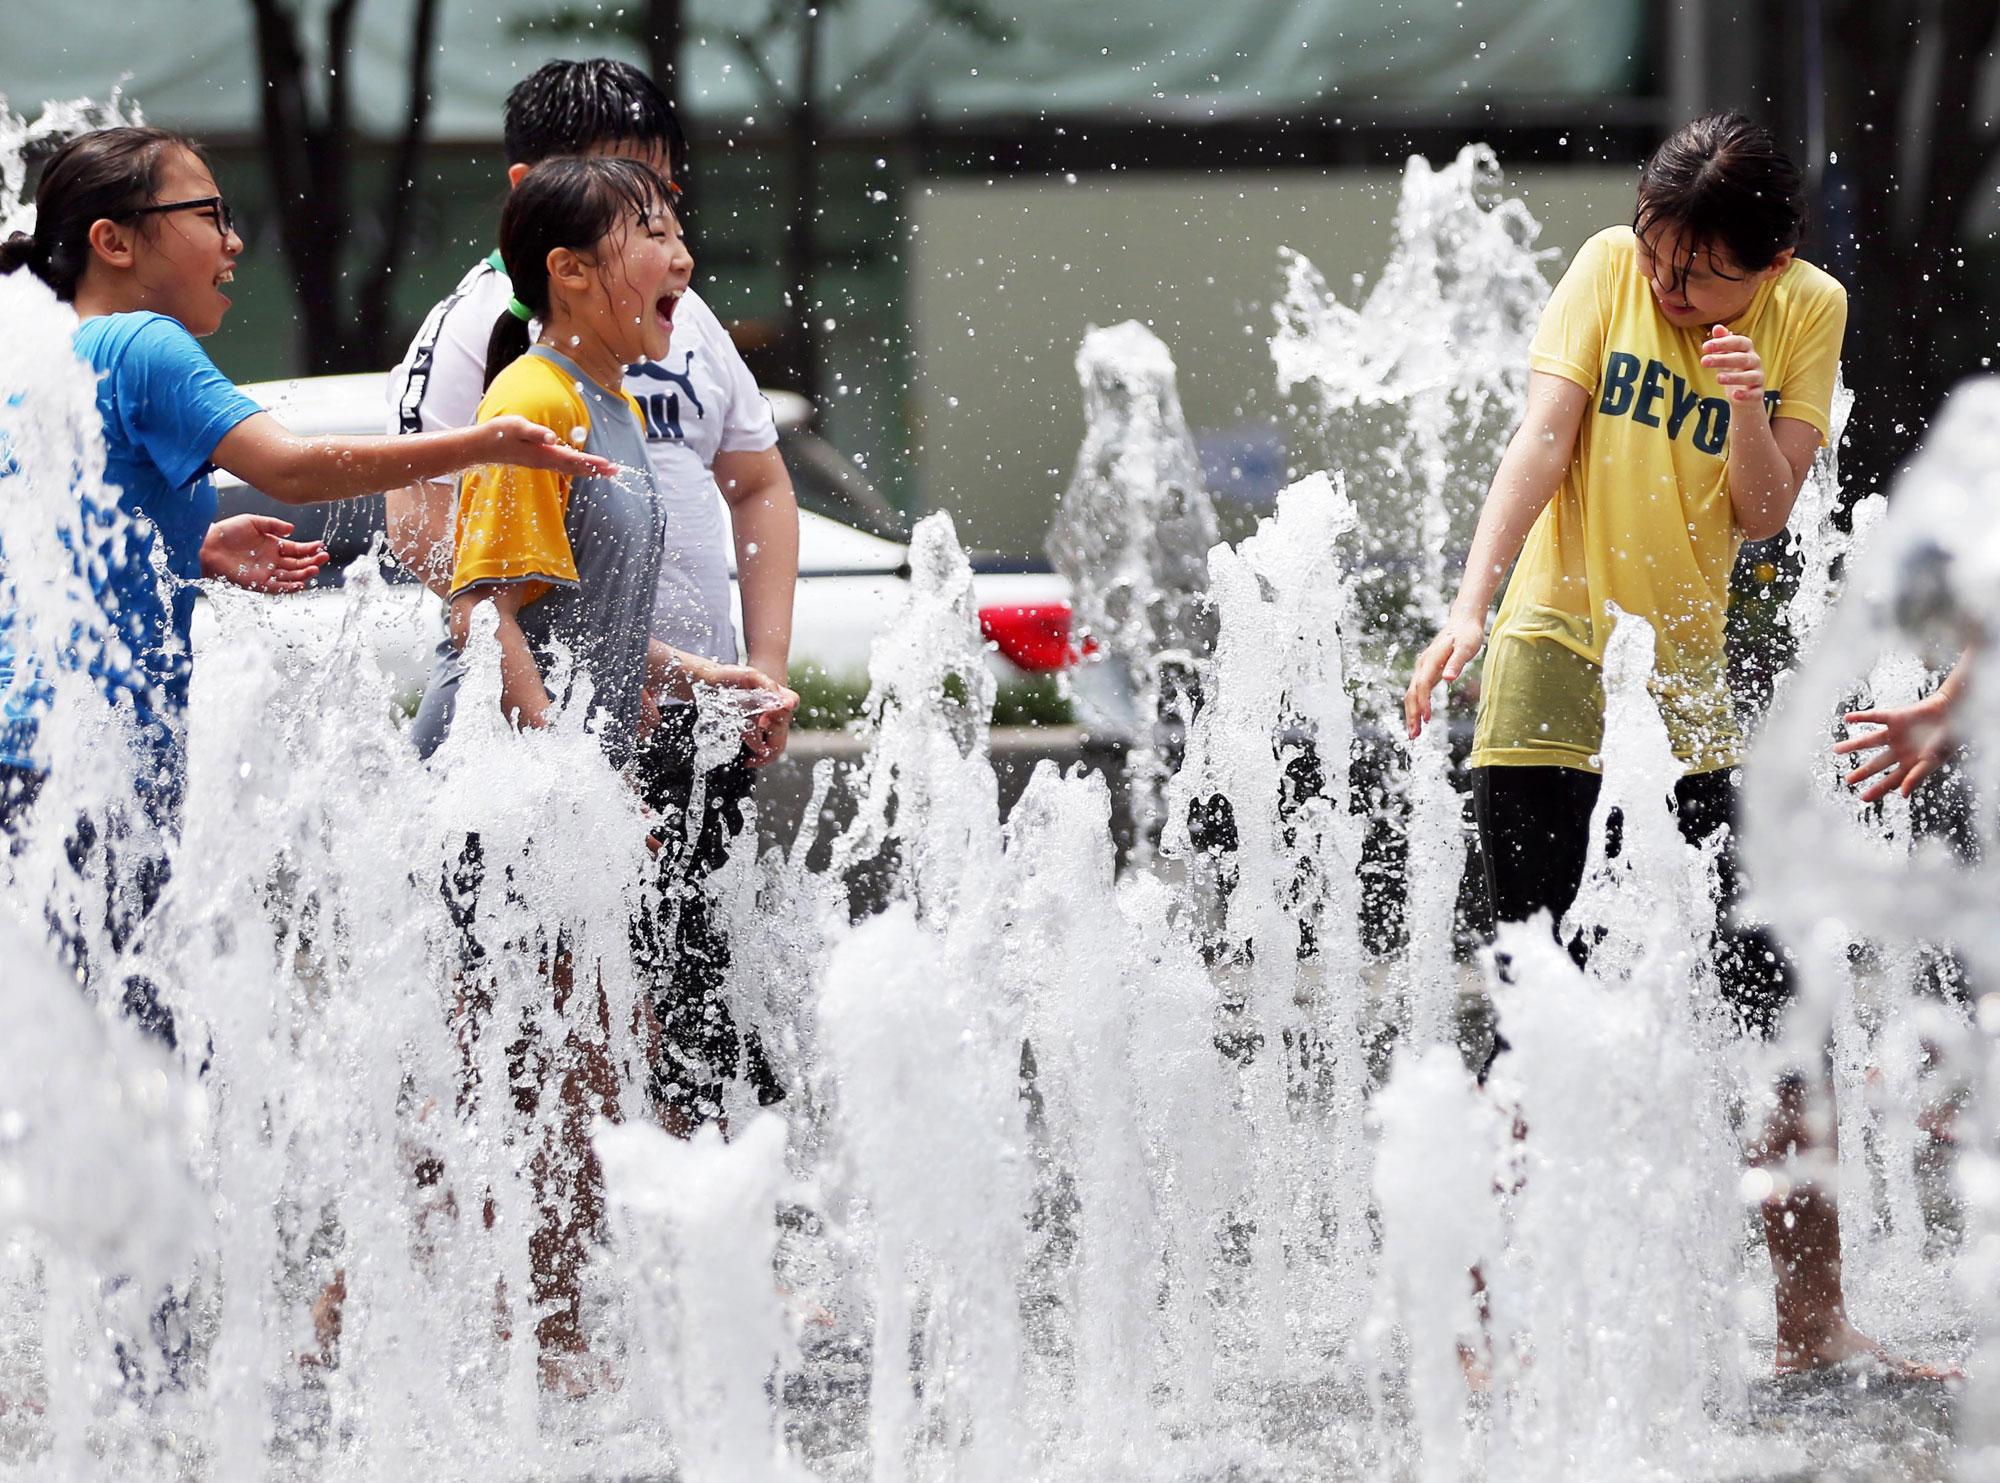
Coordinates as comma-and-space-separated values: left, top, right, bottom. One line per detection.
256, 459, 321, 506
1738, 509, 1790, 543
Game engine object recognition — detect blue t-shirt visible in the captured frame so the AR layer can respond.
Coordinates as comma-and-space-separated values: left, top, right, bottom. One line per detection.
0, 312, 260, 791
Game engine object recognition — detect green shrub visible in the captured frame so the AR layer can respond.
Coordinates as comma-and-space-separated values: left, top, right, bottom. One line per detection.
787, 663, 1075, 730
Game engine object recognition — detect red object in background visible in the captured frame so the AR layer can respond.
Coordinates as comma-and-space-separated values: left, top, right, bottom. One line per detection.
978, 602, 1082, 672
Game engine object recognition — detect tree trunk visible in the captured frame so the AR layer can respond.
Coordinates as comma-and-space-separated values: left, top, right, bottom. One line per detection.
249, 0, 341, 370
646, 0, 683, 113
778, 0, 823, 405
247, 0, 442, 374
1827, 0, 2000, 499
359, 0, 441, 360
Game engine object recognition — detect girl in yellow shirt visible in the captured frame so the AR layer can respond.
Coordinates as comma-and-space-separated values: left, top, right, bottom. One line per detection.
1405, 114, 1946, 1381
412, 155, 787, 1394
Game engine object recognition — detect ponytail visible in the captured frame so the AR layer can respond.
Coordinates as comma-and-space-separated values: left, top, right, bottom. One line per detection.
481, 154, 675, 388
2, 126, 197, 301
0, 232, 40, 279
483, 307, 533, 390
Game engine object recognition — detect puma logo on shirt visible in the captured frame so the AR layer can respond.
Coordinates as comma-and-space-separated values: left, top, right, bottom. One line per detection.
630, 352, 707, 441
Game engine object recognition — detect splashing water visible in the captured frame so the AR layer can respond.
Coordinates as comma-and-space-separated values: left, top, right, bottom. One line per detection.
1273, 143, 1554, 641
0, 101, 1977, 1483
1268, 146, 1557, 1073
595, 1110, 800, 1483
1747, 380, 2000, 1410
0, 90, 145, 239
1048, 321, 1219, 850
1371, 611, 1754, 1483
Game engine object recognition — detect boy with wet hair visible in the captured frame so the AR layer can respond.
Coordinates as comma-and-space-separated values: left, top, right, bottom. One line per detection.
386, 57, 798, 1132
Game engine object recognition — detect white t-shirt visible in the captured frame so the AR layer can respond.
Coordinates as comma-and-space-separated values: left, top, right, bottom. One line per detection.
386, 256, 778, 662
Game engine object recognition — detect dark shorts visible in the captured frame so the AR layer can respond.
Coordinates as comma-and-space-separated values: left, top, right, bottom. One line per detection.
1471, 763, 1792, 1039
629, 703, 783, 1126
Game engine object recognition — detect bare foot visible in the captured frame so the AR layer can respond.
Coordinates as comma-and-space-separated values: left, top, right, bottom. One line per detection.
1456, 1340, 1491, 1394
298, 1270, 346, 1371
1917, 1096, 1961, 1147
538, 1349, 620, 1398
776, 1282, 836, 1329
1776, 1321, 1960, 1381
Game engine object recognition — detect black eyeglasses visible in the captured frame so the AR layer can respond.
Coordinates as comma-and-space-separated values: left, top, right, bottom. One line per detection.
128, 195, 235, 240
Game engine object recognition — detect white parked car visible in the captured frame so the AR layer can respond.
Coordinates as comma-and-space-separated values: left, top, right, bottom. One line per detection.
198, 373, 1082, 706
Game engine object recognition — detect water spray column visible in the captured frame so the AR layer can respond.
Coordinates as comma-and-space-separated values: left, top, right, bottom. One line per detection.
1270, 145, 1555, 1051
1768, 379, 1943, 1298
1161, 471, 1371, 1372
1048, 322, 1219, 858
813, 511, 1029, 1482
1747, 381, 2000, 1441
1489, 612, 1744, 1478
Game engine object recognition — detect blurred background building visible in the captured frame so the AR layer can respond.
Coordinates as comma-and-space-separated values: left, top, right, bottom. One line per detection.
5, 1, 1995, 550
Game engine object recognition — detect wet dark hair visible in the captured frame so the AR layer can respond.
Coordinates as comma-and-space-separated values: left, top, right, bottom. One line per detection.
0, 126, 201, 301
484, 155, 677, 388
1633, 113, 1807, 292
503, 59, 684, 181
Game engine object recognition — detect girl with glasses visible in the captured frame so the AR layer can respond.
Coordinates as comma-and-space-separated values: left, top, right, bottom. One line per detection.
0, 126, 613, 998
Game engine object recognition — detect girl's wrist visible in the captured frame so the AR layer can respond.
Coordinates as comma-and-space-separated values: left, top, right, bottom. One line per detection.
1446, 599, 1488, 629
1731, 392, 1773, 426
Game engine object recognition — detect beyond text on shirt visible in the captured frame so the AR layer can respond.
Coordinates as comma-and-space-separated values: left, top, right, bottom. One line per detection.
1470, 225, 1848, 775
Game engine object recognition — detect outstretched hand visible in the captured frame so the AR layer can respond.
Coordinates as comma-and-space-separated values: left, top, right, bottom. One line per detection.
1405, 613, 1485, 739
1835, 694, 1955, 803
200, 514, 329, 593
700, 663, 801, 766
481, 415, 618, 478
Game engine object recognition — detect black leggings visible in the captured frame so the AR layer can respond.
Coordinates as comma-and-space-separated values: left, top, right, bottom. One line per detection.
1471, 764, 1792, 1038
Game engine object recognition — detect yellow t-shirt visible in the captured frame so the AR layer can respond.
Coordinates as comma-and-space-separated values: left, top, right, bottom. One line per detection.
450, 352, 643, 605
1470, 225, 1847, 774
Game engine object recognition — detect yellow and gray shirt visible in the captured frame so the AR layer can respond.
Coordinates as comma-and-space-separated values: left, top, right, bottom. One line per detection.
1471, 225, 1847, 774
412, 347, 664, 768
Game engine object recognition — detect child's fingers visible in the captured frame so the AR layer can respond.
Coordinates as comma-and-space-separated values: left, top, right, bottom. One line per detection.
1404, 651, 1442, 735
1832, 727, 1888, 755
1403, 682, 1425, 738
1858, 773, 1901, 804
1842, 751, 1896, 787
